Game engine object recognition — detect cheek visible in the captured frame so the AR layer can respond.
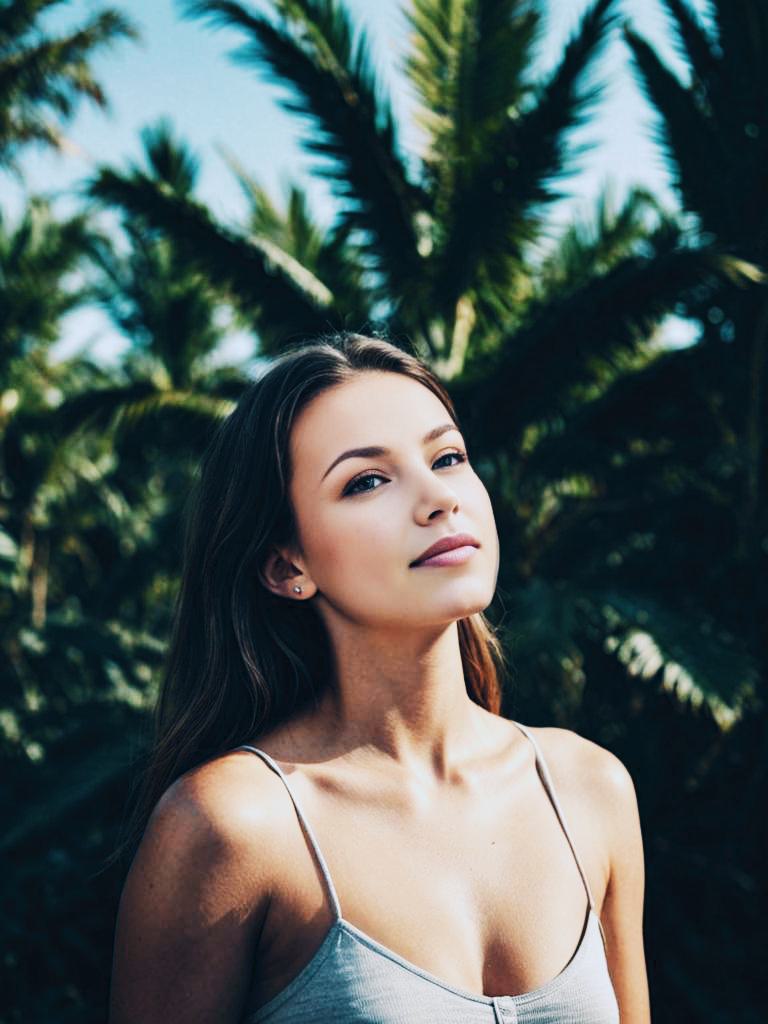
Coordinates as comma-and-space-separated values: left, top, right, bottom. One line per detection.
301, 504, 401, 580
340, 524, 397, 565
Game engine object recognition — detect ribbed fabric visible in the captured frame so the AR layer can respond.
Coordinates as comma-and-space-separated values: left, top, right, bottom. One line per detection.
237, 721, 620, 1024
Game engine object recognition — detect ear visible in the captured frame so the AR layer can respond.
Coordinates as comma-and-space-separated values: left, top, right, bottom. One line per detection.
259, 545, 314, 600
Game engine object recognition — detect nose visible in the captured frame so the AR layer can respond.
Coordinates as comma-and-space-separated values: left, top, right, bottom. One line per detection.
414, 470, 460, 522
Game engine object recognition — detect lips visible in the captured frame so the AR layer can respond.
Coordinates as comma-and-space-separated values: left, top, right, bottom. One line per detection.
410, 533, 480, 567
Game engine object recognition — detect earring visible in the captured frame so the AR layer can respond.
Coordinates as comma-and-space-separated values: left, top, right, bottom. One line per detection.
293, 585, 303, 594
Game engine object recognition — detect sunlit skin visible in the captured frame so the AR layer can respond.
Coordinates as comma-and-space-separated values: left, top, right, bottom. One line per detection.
260, 370, 501, 779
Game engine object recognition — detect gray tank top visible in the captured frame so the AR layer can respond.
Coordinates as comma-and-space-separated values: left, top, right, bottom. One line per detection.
236, 720, 620, 1023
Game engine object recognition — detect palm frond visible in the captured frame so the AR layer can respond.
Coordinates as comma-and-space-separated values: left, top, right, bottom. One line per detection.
535, 183, 664, 300
0, 110, 60, 168
86, 167, 337, 347
0, 200, 91, 371
660, 0, 721, 94
521, 341, 731, 486
47, 381, 235, 444
110, 389, 235, 438
587, 585, 758, 728
216, 144, 285, 234
405, 0, 542, 161
455, 241, 763, 447
0, 1, 57, 44
216, 142, 371, 321
49, 381, 164, 437
623, 26, 728, 225
217, 144, 325, 265
433, 0, 619, 319
403, 0, 464, 147
139, 118, 200, 196
312, 218, 371, 325
81, 221, 230, 387
182, 0, 426, 299
0, 6, 138, 167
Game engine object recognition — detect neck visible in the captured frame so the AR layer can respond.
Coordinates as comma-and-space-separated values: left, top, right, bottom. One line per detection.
310, 621, 490, 784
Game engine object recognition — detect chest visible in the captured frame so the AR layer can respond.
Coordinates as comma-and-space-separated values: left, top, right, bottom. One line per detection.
253, 757, 608, 1009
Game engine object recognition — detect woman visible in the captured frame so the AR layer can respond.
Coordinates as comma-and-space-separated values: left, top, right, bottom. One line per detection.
109, 333, 650, 1023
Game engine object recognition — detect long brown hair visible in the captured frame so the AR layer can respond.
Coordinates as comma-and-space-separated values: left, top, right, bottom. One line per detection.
116, 332, 507, 865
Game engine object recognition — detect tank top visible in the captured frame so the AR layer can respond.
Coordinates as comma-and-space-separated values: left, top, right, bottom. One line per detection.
235, 720, 620, 1024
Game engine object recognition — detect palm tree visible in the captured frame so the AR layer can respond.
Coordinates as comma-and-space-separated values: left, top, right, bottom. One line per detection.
0, 196, 89, 393
0, 0, 137, 172
50, 120, 249, 447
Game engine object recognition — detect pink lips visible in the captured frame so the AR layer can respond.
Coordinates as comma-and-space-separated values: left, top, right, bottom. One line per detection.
412, 545, 478, 568
410, 532, 480, 567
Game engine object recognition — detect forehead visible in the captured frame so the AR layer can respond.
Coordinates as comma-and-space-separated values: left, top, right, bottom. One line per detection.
290, 371, 454, 479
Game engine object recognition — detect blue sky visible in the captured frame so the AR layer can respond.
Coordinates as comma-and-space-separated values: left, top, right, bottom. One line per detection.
3, 0, 711, 364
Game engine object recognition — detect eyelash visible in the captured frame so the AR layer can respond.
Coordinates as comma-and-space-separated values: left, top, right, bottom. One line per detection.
342, 449, 468, 497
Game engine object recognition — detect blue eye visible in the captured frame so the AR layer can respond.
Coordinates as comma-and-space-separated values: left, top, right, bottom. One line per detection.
342, 450, 468, 497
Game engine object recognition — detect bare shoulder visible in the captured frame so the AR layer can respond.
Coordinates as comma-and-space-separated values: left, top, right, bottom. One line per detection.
135, 747, 287, 892
524, 724, 650, 1022
520, 724, 643, 898
526, 724, 637, 804
109, 748, 287, 1024
159, 745, 287, 837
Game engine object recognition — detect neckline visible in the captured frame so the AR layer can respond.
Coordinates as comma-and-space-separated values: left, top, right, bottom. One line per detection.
337, 899, 595, 1007
249, 901, 596, 1018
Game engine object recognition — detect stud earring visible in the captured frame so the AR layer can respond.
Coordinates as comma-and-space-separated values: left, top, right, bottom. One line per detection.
293, 585, 303, 594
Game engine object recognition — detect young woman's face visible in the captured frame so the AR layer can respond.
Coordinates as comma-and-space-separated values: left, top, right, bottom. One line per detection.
284, 371, 500, 629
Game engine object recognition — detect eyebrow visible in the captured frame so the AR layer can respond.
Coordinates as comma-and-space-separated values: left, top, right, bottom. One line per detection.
321, 422, 461, 482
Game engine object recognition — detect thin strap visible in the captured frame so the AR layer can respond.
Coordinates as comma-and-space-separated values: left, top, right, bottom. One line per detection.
236, 746, 343, 922
510, 721, 608, 949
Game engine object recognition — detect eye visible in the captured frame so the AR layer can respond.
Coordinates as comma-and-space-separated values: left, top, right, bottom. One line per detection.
342, 449, 468, 497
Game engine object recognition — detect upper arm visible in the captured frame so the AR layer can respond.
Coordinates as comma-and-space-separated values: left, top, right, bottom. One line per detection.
595, 746, 651, 1024
109, 756, 274, 1024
